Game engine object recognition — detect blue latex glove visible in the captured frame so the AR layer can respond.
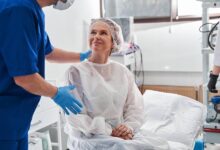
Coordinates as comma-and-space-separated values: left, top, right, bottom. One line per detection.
80, 50, 92, 61
52, 85, 83, 115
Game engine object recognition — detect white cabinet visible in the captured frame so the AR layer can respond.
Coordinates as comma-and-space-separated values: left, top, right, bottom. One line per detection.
29, 81, 62, 150
110, 52, 135, 66
29, 97, 59, 133
29, 137, 43, 150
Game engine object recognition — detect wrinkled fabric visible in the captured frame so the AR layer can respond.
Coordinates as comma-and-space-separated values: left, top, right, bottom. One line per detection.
63, 60, 169, 149
142, 90, 206, 148
65, 60, 144, 134
65, 127, 169, 150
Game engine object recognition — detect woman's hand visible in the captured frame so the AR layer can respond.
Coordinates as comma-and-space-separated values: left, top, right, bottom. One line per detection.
111, 124, 133, 140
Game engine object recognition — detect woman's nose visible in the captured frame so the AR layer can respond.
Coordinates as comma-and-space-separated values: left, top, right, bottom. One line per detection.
94, 33, 101, 39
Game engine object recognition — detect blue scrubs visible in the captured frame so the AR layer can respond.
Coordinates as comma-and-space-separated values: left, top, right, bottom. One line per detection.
0, 135, 28, 150
0, 0, 53, 149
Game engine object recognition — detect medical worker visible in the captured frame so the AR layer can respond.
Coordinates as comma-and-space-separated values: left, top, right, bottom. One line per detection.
208, 23, 220, 93
0, 0, 91, 149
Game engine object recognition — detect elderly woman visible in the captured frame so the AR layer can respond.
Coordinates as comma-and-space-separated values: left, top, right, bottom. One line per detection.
64, 18, 169, 150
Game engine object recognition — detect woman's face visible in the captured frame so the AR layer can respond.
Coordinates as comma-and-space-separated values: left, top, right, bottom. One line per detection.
89, 21, 113, 55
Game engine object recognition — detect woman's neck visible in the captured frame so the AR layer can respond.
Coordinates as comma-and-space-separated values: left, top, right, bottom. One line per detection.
36, 0, 53, 8
89, 53, 109, 64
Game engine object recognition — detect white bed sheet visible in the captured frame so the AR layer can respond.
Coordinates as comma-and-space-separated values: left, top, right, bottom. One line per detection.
142, 90, 206, 149
168, 141, 190, 150
64, 90, 205, 150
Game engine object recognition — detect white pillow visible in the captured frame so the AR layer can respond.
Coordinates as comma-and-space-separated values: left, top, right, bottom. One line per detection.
141, 90, 206, 147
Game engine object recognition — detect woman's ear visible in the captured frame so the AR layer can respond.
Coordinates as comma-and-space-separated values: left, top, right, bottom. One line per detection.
111, 43, 114, 49
109, 49, 113, 56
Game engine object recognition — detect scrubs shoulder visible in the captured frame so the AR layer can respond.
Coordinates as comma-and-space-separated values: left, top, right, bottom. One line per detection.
0, 0, 53, 140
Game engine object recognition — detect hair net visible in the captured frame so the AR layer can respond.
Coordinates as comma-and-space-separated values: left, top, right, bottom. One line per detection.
90, 18, 124, 53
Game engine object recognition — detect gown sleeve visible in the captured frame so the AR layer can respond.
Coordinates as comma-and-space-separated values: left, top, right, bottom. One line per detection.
123, 69, 145, 133
64, 66, 112, 137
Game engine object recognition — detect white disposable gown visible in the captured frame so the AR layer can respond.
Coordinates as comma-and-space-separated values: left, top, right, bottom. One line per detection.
64, 60, 169, 150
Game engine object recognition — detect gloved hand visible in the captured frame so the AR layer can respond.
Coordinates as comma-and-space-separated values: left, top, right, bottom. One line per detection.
52, 85, 83, 115
80, 50, 92, 61
208, 72, 219, 93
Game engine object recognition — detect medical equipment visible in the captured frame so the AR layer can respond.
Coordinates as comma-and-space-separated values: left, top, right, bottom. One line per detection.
53, 0, 75, 10
204, 120, 220, 143
208, 22, 219, 50
212, 96, 220, 112
199, 22, 219, 50
206, 96, 220, 122
199, 0, 220, 146
204, 96, 220, 142
111, 43, 139, 65
111, 42, 145, 87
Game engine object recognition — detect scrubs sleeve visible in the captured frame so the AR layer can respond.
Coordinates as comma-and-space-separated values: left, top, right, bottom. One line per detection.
44, 32, 54, 55
123, 69, 145, 133
64, 66, 112, 136
1, 7, 39, 77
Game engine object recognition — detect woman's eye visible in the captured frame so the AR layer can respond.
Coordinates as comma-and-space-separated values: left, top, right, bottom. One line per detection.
101, 32, 107, 35
90, 31, 96, 35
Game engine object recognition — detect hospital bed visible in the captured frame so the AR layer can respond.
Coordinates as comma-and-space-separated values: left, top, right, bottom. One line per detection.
62, 90, 206, 150
142, 90, 206, 150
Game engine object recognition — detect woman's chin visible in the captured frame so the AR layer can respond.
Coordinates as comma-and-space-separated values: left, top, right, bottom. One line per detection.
92, 48, 101, 52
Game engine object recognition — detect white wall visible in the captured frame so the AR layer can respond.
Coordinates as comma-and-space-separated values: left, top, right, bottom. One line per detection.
42, 1, 215, 86
134, 21, 204, 72
43, 0, 100, 81
133, 20, 217, 86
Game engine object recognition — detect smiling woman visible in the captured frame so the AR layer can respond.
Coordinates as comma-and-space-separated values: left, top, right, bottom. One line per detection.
89, 21, 114, 57
89, 18, 124, 59
63, 18, 170, 150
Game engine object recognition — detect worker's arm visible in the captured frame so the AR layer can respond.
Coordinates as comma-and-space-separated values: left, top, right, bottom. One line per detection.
212, 65, 220, 75
46, 48, 91, 63
14, 73, 57, 98
14, 73, 82, 115
208, 65, 220, 93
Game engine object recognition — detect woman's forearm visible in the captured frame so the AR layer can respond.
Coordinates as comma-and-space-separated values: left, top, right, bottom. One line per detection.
212, 65, 220, 75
